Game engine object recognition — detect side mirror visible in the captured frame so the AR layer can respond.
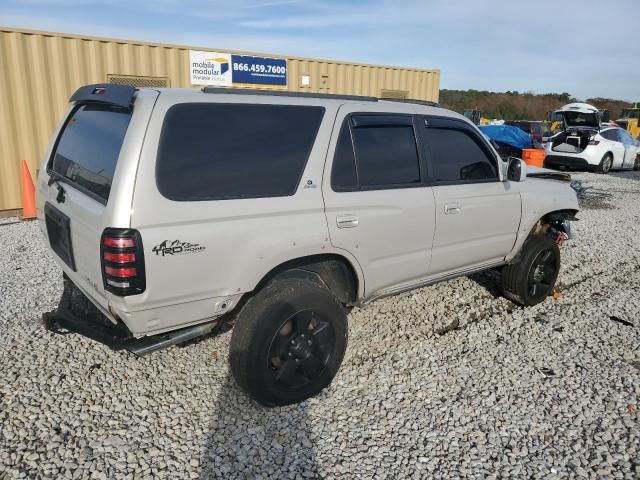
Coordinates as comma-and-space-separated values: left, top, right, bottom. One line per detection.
506, 157, 526, 182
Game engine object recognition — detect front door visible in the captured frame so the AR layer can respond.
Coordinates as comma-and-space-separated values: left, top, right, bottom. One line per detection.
322, 104, 436, 296
419, 116, 521, 275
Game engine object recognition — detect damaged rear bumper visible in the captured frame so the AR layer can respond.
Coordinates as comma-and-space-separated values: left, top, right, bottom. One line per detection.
43, 274, 219, 355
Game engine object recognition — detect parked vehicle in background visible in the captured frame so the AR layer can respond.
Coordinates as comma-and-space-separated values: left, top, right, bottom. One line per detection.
545, 104, 640, 172
463, 108, 482, 125
37, 84, 579, 406
616, 104, 640, 139
505, 120, 550, 144
479, 124, 534, 159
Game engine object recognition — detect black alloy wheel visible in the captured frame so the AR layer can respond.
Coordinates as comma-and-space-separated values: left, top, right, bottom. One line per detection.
267, 309, 334, 390
230, 276, 348, 406
526, 248, 558, 299
502, 235, 561, 306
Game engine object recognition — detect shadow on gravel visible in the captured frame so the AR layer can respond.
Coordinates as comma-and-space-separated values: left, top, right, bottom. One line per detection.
198, 373, 318, 479
192, 321, 319, 479
468, 269, 503, 299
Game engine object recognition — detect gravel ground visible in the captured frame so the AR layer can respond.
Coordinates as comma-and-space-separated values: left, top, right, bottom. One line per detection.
1, 171, 639, 479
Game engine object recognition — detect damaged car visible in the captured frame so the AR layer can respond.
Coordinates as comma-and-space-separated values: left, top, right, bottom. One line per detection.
544, 103, 640, 172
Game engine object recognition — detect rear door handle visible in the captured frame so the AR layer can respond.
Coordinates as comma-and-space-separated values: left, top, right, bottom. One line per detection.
337, 214, 359, 228
444, 204, 461, 215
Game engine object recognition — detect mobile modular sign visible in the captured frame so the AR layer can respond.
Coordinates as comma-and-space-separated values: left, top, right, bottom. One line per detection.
189, 50, 287, 88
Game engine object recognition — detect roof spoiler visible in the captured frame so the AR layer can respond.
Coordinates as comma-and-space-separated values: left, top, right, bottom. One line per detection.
69, 84, 136, 108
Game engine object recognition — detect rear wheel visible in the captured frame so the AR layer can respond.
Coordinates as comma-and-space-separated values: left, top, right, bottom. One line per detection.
229, 276, 348, 406
596, 153, 613, 174
502, 235, 560, 306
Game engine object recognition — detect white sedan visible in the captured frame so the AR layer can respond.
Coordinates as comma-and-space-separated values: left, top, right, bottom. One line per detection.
544, 103, 640, 173
545, 127, 640, 173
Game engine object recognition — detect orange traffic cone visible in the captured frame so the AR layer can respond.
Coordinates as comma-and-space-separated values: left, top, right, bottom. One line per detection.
20, 160, 37, 220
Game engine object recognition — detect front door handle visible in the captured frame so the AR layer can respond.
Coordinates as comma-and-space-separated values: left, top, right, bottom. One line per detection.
337, 214, 359, 228
444, 204, 461, 215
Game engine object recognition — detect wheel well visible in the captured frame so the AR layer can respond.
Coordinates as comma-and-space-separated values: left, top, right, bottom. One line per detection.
532, 209, 578, 236
254, 254, 359, 305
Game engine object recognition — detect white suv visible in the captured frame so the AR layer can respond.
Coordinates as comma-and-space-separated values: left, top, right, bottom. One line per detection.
37, 84, 579, 406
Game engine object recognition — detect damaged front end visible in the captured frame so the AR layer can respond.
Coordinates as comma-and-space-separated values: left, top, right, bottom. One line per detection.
532, 210, 579, 245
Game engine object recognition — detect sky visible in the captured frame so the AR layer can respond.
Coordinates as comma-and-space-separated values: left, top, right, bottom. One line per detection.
2, 0, 639, 101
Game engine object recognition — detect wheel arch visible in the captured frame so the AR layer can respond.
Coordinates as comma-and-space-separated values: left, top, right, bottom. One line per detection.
250, 253, 363, 306
506, 206, 578, 263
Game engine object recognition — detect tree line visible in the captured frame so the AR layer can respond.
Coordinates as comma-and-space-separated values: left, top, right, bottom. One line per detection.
439, 89, 635, 121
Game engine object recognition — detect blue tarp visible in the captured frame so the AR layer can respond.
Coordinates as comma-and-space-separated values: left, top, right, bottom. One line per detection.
478, 125, 533, 149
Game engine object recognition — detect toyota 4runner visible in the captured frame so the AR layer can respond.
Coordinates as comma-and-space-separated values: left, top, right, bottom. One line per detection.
37, 84, 579, 406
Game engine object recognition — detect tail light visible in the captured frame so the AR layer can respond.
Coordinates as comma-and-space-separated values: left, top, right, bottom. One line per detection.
588, 140, 600, 146
100, 228, 145, 296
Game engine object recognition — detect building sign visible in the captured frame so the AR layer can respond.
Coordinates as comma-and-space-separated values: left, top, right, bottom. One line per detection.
189, 50, 287, 88
189, 51, 232, 86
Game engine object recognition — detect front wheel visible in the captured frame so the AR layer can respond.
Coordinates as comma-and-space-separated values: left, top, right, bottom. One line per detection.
229, 276, 348, 406
634, 154, 640, 171
502, 235, 560, 306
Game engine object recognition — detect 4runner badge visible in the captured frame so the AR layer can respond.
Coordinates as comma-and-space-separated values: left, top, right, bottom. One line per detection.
152, 240, 205, 257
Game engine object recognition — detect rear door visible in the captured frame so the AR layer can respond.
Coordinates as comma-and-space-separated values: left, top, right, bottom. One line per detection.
618, 129, 639, 168
36, 86, 157, 312
322, 104, 436, 296
419, 116, 521, 275
600, 129, 625, 168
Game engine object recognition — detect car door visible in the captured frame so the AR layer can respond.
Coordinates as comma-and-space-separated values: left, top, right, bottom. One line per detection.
600, 129, 625, 168
322, 104, 436, 297
617, 129, 638, 169
419, 116, 521, 275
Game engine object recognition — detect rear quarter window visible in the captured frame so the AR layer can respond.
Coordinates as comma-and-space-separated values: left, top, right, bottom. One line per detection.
50, 104, 132, 203
156, 103, 324, 201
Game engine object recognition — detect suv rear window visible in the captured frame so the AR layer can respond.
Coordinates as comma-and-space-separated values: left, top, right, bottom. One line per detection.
156, 103, 324, 201
50, 104, 132, 203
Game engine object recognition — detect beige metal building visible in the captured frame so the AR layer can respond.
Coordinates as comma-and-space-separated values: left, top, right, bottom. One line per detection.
0, 26, 440, 213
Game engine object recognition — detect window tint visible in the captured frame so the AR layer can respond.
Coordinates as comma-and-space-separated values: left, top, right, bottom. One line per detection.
601, 129, 616, 141
424, 128, 498, 183
331, 121, 357, 190
156, 104, 324, 201
351, 123, 420, 187
51, 104, 132, 202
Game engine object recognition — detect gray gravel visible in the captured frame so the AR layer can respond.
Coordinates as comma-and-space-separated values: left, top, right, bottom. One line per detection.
1, 171, 639, 479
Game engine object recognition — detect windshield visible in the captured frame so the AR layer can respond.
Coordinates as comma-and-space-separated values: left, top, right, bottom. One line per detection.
622, 109, 640, 119
563, 111, 598, 128
50, 104, 132, 202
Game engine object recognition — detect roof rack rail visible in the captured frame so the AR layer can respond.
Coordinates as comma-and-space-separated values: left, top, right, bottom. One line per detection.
382, 98, 440, 107
201, 87, 378, 102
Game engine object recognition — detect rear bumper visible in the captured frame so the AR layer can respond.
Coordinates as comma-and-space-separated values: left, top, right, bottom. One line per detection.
43, 274, 136, 350
544, 155, 594, 171
43, 274, 221, 355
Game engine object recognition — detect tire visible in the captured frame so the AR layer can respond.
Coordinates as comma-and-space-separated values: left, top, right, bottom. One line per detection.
501, 235, 560, 307
634, 154, 640, 171
596, 153, 613, 174
229, 276, 348, 406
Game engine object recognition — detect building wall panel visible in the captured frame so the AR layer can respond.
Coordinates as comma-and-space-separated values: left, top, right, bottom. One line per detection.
0, 27, 439, 211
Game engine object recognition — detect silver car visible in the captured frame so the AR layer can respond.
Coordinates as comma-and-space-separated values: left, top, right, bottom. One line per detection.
37, 84, 579, 406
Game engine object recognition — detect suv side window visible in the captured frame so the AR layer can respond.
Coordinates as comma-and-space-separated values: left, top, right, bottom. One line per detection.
422, 120, 499, 184
331, 114, 421, 191
156, 103, 324, 201
331, 121, 358, 191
